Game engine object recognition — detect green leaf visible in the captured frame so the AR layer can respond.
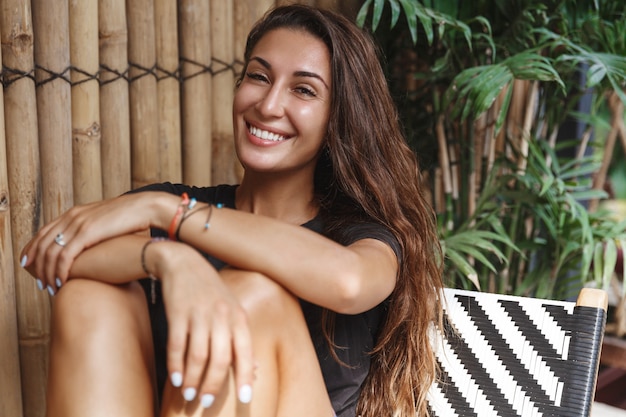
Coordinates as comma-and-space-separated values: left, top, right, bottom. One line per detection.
445, 248, 481, 290
593, 242, 604, 286
399, 0, 418, 44
587, 62, 607, 87
355, 0, 373, 28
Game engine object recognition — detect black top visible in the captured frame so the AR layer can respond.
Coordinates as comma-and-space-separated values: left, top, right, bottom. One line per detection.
133, 183, 400, 417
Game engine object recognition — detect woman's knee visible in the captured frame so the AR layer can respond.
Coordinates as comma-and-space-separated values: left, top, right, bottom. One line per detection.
51, 279, 150, 346
220, 270, 302, 324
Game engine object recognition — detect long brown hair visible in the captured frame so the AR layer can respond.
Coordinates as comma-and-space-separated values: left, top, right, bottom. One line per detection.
240, 5, 444, 416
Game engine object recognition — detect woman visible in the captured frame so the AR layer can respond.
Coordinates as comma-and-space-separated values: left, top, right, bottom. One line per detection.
21, 5, 443, 417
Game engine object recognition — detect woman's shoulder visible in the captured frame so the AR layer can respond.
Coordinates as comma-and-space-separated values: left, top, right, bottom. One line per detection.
129, 182, 238, 207
324, 216, 402, 261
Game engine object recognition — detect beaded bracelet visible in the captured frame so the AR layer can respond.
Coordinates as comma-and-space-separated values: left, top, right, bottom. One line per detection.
168, 193, 190, 241
141, 237, 168, 303
175, 203, 209, 240
205, 203, 224, 230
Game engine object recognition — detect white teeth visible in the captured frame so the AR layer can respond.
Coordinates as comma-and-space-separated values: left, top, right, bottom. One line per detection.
249, 125, 286, 142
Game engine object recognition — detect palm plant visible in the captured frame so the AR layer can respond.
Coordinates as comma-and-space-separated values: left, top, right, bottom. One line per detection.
357, 0, 626, 299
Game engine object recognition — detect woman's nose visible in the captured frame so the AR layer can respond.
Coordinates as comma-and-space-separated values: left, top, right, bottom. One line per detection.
256, 85, 286, 118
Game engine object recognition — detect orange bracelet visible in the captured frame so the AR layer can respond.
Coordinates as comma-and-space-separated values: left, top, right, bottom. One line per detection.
168, 192, 190, 240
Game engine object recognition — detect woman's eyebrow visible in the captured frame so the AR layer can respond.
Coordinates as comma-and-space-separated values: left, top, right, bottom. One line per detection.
249, 56, 329, 90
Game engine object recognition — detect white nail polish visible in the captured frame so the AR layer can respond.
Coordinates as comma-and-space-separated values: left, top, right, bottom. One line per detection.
183, 387, 196, 402
170, 371, 183, 387
47, 286, 55, 296
36, 279, 44, 291
201, 394, 215, 408
239, 384, 252, 404
20, 255, 28, 268
55, 278, 62, 288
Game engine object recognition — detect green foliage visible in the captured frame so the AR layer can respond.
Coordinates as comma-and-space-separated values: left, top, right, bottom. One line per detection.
357, 0, 626, 299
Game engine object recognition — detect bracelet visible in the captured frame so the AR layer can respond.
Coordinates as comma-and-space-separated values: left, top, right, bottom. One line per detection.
205, 203, 224, 230
140, 237, 168, 303
168, 193, 190, 240
176, 204, 211, 240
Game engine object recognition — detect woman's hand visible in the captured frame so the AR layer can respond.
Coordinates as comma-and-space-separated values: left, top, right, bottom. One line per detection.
150, 240, 254, 407
19, 191, 170, 292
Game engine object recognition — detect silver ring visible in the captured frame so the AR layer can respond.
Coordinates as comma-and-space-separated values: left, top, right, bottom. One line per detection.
54, 233, 67, 247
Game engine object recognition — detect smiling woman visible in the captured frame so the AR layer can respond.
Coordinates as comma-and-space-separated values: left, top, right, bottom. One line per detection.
19, 4, 443, 417
233, 28, 331, 177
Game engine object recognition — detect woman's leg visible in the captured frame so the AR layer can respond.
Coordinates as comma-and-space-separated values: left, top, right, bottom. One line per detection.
161, 270, 334, 417
46, 279, 156, 417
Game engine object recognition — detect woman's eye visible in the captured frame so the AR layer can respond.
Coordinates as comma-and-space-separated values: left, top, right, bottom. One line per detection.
246, 72, 268, 83
294, 86, 316, 97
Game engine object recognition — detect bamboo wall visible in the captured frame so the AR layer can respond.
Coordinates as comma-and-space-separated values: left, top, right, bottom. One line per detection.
0, 1, 359, 416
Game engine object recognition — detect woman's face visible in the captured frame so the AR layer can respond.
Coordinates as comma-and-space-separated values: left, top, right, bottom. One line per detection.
233, 28, 331, 177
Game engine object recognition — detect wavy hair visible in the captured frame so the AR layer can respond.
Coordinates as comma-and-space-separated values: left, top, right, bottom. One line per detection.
239, 5, 444, 416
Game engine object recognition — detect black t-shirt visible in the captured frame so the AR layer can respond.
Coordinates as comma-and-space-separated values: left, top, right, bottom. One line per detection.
133, 183, 400, 417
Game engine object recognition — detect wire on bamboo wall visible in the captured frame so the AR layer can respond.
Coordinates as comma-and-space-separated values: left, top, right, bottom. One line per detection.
0, 1, 359, 416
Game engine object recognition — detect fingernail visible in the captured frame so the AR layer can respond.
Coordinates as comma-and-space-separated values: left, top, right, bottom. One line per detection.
239, 384, 252, 404
20, 255, 28, 268
170, 371, 183, 387
36, 279, 44, 291
47, 286, 55, 296
55, 278, 62, 288
201, 393, 215, 408
183, 387, 196, 402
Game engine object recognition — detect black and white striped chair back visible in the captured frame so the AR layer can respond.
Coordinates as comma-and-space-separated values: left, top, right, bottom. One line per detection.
428, 288, 607, 417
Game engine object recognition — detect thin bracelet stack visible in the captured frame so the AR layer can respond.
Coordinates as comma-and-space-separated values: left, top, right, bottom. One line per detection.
169, 196, 224, 241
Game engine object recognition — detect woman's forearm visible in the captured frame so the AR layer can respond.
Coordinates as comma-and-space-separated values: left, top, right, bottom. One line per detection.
68, 234, 150, 284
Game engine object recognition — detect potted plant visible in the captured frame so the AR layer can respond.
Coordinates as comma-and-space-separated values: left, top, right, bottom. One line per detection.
356, 0, 626, 299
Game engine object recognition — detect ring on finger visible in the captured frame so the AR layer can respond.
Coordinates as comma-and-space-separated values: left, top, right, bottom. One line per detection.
54, 233, 67, 247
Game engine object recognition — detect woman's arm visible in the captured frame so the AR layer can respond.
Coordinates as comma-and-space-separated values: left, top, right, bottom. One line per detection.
148, 193, 398, 315
21, 190, 397, 314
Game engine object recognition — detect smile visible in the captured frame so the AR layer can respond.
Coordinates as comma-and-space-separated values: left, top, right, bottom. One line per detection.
248, 124, 288, 142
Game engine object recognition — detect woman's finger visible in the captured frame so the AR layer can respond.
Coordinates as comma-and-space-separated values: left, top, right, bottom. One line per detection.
198, 305, 233, 404
166, 313, 189, 394
231, 310, 254, 405
181, 317, 210, 403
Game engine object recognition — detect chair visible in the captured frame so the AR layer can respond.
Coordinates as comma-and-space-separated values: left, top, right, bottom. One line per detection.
428, 287, 608, 417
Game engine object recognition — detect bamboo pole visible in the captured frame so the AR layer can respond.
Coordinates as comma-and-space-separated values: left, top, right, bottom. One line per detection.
210, 0, 237, 185
126, 0, 160, 189
155, 0, 182, 183
1, 1, 48, 416
179, 0, 213, 186
436, 116, 453, 198
590, 92, 624, 212
99, 0, 131, 198
0, 10, 24, 417
516, 81, 539, 174
70, 0, 103, 204
473, 113, 487, 191
506, 79, 527, 162
32, 0, 74, 413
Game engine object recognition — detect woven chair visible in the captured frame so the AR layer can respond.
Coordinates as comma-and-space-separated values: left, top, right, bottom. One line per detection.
428, 287, 608, 417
